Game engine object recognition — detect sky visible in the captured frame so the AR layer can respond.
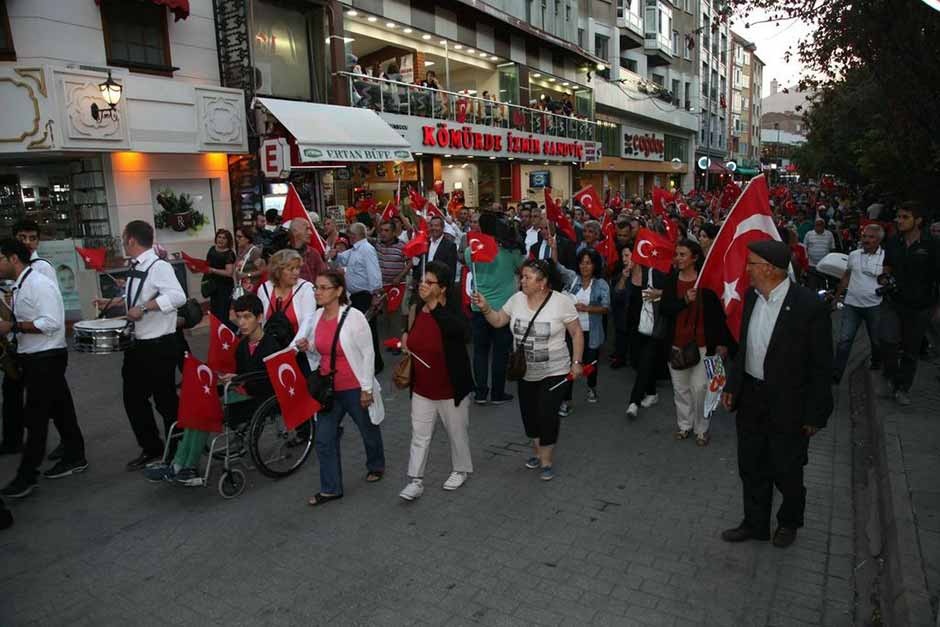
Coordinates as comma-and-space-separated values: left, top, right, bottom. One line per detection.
730, 8, 815, 95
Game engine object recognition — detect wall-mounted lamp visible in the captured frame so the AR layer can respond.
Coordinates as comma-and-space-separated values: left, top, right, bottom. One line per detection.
91, 71, 122, 122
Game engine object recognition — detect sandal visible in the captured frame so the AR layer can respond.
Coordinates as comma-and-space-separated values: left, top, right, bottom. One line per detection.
307, 492, 343, 507
696, 433, 711, 447
674, 429, 691, 440
366, 471, 384, 483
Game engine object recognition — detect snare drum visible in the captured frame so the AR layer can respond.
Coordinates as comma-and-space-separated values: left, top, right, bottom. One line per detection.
73, 318, 135, 354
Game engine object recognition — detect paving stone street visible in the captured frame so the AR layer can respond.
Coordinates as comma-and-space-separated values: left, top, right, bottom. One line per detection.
1, 331, 856, 626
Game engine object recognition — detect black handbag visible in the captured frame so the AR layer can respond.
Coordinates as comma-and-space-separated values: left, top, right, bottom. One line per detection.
307, 307, 351, 412
177, 298, 204, 329
506, 292, 552, 382
669, 299, 701, 371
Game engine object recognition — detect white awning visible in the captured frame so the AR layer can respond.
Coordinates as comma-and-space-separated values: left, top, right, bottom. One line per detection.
254, 97, 413, 163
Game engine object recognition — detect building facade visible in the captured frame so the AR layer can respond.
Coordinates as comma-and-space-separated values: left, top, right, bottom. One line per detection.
727, 31, 763, 177
0, 0, 248, 318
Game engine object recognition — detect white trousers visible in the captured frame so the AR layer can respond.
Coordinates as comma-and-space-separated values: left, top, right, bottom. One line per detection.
668, 346, 710, 436
408, 393, 473, 478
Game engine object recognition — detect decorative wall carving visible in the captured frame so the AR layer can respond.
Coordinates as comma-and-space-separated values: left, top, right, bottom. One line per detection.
196, 89, 247, 151
0, 76, 40, 143
63, 79, 124, 141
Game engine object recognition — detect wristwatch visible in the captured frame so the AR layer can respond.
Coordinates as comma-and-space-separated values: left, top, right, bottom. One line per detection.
573, 360, 582, 365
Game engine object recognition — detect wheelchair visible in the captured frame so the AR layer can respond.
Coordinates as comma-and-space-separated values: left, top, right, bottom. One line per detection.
162, 371, 315, 499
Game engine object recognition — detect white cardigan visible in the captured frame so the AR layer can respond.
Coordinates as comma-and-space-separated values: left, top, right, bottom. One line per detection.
258, 279, 317, 367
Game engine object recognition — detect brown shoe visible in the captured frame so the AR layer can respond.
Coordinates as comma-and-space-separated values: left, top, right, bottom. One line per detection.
674, 429, 691, 440
772, 527, 797, 548
721, 524, 770, 543
695, 433, 711, 447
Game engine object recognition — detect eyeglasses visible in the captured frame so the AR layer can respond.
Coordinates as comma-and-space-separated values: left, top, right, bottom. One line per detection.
420, 279, 439, 286
745, 261, 771, 267
315, 284, 338, 291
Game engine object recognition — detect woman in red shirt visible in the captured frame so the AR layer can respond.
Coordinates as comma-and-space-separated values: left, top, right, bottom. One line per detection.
398, 261, 474, 501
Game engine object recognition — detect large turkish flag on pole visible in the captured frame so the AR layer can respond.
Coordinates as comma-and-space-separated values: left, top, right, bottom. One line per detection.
178, 354, 224, 432
281, 183, 327, 256
696, 174, 781, 341
544, 188, 576, 241
263, 346, 320, 430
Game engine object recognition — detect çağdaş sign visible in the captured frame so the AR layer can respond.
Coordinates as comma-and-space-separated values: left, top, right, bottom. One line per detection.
621, 124, 666, 161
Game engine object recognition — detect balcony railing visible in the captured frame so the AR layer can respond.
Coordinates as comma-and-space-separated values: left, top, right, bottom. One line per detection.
644, 30, 673, 56
338, 72, 596, 141
618, 10, 643, 37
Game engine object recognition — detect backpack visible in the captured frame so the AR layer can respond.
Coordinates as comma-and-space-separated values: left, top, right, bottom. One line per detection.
262, 283, 301, 350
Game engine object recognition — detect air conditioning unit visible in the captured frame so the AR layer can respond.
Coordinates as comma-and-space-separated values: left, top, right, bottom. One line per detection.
254, 63, 273, 95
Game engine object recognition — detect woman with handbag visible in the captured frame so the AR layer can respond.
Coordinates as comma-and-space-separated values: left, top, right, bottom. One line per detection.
296, 270, 385, 507
658, 239, 729, 446
397, 261, 474, 501
204, 229, 236, 322
232, 226, 263, 296
625, 263, 668, 420
257, 249, 317, 374
472, 259, 583, 481
558, 249, 610, 417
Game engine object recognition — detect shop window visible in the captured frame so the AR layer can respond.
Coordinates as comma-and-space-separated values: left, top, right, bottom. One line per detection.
0, 1, 15, 61
596, 122, 620, 157
251, 0, 314, 101
664, 134, 687, 162
497, 63, 519, 106
100, 0, 173, 75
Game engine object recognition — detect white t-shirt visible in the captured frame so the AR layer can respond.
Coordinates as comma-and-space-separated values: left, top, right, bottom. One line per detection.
502, 291, 579, 382
803, 229, 835, 267
574, 282, 591, 331
844, 248, 884, 308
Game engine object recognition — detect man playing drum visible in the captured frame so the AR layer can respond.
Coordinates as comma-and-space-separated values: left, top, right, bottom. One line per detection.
94, 221, 186, 471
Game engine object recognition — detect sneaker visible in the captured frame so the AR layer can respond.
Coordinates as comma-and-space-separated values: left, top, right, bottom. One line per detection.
399, 478, 424, 501
143, 463, 176, 483
525, 457, 540, 469
894, 390, 912, 406
42, 459, 88, 479
489, 394, 514, 406
586, 388, 598, 403
0, 477, 36, 499
540, 466, 555, 481
473, 393, 488, 406
640, 394, 659, 408
47, 443, 64, 461
625, 403, 639, 420
558, 401, 571, 417
442, 471, 467, 491
173, 468, 204, 487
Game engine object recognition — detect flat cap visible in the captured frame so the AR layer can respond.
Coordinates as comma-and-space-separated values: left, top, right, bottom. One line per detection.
747, 239, 791, 270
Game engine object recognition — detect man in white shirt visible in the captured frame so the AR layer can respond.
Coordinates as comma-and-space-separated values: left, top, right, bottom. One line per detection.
833, 224, 885, 382
802, 218, 836, 290
95, 221, 186, 470
0, 239, 85, 498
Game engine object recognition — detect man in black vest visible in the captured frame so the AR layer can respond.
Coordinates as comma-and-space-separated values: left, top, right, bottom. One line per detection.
721, 240, 833, 548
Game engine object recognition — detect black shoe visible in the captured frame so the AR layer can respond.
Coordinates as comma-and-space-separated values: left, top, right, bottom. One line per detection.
489, 394, 514, 406
0, 507, 12, 530
126, 451, 162, 472
721, 524, 770, 543
43, 459, 88, 479
47, 443, 64, 461
772, 526, 797, 548
0, 442, 22, 456
0, 477, 37, 499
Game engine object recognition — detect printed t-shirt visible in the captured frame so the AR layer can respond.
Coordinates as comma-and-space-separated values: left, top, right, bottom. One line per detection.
501, 291, 578, 382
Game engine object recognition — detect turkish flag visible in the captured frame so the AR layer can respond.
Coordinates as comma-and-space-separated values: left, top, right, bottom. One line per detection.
208, 312, 239, 374
632, 228, 675, 274
425, 202, 445, 220
467, 231, 499, 263
181, 251, 210, 274
545, 188, 576, 241
263, 346, 319, 430
460, 266, 471, 311
598, 216, 619, 269
178, 354, 224, 432
409, 189, 428, 212
696, 174, 781, 341
384, 283, 406, 313
281, 183, 327, 256
456, 98, 469, 123
403, 229, 429, 258
720, 181, 743, 209
75, 247, 107, 272
356, 197, 377, 215
446, 194, 463, 218
662, 216, 680, 242
652, 187, 675, 216
678, 202, 699, 220
383, 337, 403, 350
380, 201, 400, 223
573, 185, 605, 220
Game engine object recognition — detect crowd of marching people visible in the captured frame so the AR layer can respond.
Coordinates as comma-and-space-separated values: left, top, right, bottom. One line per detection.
1, 173, 937, 547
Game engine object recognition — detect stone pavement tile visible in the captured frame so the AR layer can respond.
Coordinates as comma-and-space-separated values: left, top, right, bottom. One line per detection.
512, 603, 565, 626
611, 585, 661, 609
623, 605, 679, 626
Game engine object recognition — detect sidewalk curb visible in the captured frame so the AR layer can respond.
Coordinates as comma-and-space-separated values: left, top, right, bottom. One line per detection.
850, 363, 935, 626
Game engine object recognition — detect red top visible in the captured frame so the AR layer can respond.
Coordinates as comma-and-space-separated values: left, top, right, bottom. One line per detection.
790, 244, 810, 273
315, 316, 359, 392
673, 279, 706, 348
409, 309, 454, 400
266, 291, 299, 334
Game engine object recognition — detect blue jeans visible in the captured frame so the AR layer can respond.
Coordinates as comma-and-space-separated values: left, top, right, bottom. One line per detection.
471, 311, 513, 401
833, 304, 881, 379
314, 388, 385, 496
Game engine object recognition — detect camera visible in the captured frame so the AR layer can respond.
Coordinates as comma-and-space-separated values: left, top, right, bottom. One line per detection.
875, 273, 897, 298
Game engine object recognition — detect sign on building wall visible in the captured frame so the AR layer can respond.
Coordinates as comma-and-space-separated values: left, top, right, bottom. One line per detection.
621, 125, 665, 162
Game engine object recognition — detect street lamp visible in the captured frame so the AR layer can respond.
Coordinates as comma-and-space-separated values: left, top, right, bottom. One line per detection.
91, 70, 122, 122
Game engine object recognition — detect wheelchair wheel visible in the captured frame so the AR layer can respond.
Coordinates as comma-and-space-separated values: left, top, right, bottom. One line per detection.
218, 468, 246, 499
248, 396, 314, 479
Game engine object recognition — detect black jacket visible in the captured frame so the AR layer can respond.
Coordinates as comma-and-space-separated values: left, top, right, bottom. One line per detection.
529, 234, 577, 272
725, 282, 833, 433
413, 238, 458, 283
405, 302, 474, 407
659, 271, 733, 355
235, 332, 282, 398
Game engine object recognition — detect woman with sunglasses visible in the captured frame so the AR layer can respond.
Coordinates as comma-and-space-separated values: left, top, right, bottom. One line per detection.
472, 258, 583, 481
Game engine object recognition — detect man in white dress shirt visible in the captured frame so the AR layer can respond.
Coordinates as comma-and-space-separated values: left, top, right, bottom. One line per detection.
833, 224, 884, 382
96, 221, 186, 470
0, 239, 85, 499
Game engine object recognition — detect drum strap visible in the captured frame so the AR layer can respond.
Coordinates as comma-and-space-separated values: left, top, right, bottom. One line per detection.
10, 268, 32, 344
127, 259, 167, 309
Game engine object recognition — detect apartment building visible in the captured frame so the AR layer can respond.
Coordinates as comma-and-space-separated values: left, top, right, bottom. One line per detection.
693, 0, 731, 188
728, 31, 763, 177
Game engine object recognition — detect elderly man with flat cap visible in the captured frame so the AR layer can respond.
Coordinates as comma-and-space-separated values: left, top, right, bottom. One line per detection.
720, 239, 833, 548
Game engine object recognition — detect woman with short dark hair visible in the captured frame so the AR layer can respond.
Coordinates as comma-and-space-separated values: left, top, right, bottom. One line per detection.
205, 228, 236, 322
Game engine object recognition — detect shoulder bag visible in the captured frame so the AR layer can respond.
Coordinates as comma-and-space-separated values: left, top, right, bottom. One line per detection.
669, 298, 701, 371
638, 271, 667, 340
506, 292, 552, 382
306, 306, 351, 413
392, 306, 419, 390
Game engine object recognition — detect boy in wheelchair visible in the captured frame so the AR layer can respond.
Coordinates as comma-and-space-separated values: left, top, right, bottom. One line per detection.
144, 294, 280, 486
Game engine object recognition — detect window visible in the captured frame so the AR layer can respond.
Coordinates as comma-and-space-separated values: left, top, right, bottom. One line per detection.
594, 34, 609, 61
100, 0, 173, 74
664, 134, 688, 162
595, 122, 621, 157
672, 30, 680, 55
0, 1, 15, 61
651, 73, 664, 87
684, 82, 691, 110
566, 2, 572, 21
578, 28, 584, 48
683, 35, 692, 60
252, 0, 313, 100
671, 79, 679, 106
622, 58, 638, 73
555, 0, 560, 16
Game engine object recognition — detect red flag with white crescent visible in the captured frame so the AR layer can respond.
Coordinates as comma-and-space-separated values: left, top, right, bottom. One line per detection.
409, 188, 428, 212
263, 346, 319, 430
180, 251, 210, 274
631, 228, 675, 274
75, 247, 107, 272
696, 174, 781, 341
403, 229, 429, 258
380, 201, 400, 223
573, 185, 605, 220
384, 283, 406, 313
652, 186, 675, 216
544, 188, 576, 241
208, 312, 239, 374
467, 231, 499, 263
178, 354, 224, 432
426, 203, 445, 220
280, 183, 327, 257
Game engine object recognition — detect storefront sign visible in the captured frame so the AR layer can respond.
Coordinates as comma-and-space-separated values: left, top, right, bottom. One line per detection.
622, 125, 665, 162
378, 112, 600, 164
260, 138, 290, 178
